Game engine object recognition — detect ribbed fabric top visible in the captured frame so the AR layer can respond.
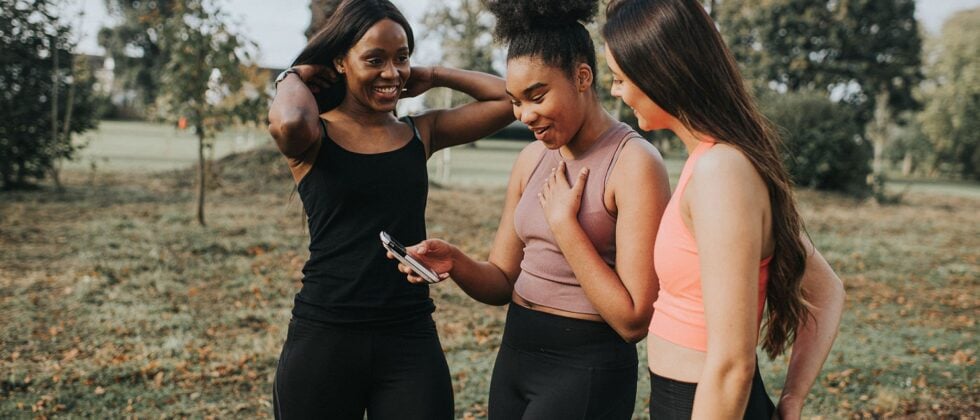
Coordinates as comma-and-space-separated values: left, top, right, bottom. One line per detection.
650, 140, 771, 352
513, 123, 638, 314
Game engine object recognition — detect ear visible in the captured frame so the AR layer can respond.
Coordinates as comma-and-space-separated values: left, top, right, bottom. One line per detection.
333, 56, 346, 74
575, 63, 593, 92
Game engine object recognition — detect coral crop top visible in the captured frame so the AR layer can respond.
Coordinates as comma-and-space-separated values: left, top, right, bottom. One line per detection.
650, 140, 771, 352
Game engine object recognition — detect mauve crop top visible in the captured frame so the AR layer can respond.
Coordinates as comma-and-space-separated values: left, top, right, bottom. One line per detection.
513, 123, 640, 314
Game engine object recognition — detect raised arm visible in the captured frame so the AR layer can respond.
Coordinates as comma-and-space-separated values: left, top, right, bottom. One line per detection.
398, 142, 544, 305
267, 65, 334, 160
539, 140, 670, 342
407, 66, 514, 154
775, 239, 845, 420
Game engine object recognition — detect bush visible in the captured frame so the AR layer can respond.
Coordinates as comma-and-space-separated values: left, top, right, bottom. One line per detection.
761, 91, 872, 196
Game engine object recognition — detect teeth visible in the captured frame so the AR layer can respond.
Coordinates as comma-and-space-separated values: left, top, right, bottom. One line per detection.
375, 87, 397, 94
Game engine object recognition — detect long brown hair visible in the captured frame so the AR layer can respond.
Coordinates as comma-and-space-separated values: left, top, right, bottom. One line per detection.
603, 0, 810, 358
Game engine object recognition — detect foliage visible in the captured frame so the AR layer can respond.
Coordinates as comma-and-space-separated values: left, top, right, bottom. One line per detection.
421, 0, 498, 109
716, 0, 922, 194
918, 7, 980, 180
153, 0, 269, 225
0, 0, 101, 189
97, 0, 179, 116
761, 91, 871, 195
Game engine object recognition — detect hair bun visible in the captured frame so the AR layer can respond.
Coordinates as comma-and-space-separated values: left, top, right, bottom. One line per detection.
486, 0, 599, 42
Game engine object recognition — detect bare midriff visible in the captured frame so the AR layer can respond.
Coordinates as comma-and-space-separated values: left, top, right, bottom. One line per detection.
511, 292, 605, 322
647, 334, 707, 383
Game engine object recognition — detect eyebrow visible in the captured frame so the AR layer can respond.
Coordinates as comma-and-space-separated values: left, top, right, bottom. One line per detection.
360, 47, 410, 56
505, 82, 548, 98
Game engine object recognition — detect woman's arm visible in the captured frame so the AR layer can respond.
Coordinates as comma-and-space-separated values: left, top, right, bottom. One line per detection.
539, 140, 670, 342
397, 141, 545, 304
267, 65, 334, 159
688, 146, 770, 419
407, 66, 514, 154
775, 240, 845, 420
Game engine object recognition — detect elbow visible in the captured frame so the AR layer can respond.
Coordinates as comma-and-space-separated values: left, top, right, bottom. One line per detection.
705, 355, 756, 391
620, 328, 648, 344
270, 114, 315, 158
613, 317, 653, 343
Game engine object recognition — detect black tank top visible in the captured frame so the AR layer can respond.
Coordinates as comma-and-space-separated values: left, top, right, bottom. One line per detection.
293, 116, 434, 327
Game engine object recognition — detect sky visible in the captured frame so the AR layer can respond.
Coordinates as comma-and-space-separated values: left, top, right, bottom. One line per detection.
65, 0, 980, 69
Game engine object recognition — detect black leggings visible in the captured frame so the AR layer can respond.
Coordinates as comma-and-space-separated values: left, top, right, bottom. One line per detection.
648, 362, 775, 419
489, 304, 639, 420
273, 315, 453, 420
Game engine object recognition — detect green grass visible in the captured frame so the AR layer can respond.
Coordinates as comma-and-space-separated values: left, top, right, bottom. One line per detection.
1, 122, 978, 418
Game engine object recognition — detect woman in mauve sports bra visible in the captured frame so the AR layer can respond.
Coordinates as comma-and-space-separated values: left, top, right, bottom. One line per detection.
597, 0, 846, 418
390, 0, 670, 418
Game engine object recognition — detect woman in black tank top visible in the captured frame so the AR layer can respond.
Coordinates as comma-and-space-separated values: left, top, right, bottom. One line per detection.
267, 1, 513, 418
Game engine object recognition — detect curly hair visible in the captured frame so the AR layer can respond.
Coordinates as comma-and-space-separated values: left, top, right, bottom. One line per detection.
486, 0, 600, 84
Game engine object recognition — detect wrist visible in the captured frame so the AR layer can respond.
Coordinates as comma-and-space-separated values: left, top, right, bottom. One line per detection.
429, 66, 444, 88
776, 394, 804, 418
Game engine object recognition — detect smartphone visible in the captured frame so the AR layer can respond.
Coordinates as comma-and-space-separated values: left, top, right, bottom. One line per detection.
379, 231, 442, 284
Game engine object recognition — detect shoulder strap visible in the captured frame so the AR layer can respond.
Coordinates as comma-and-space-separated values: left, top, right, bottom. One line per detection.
401, 115, 422, 140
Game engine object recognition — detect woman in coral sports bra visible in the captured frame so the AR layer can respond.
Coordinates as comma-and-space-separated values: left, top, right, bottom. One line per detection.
599, 0, 846, 418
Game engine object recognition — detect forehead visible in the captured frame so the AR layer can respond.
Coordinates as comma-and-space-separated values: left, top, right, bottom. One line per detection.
350, 19, 409, 52
603, 46, 622, 73
505, 57, 568, 91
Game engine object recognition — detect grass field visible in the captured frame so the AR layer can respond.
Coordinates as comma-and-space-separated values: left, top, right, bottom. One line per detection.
1, 122, 977, 418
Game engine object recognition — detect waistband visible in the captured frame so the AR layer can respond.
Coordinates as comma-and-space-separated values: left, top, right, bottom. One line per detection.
501, 303, 637, 368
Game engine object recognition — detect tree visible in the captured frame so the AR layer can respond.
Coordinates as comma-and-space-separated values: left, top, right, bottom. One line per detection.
420, 0, 499, 110
833, 0, 922, 186
154, 0, 269, 225
0, 0, 100, 190
98, 0, 178, 117
307, 0, 344, 39
716, 0, 922, 195
918, 7, 980, 179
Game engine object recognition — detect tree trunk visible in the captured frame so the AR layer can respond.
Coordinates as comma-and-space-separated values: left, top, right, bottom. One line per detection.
869, 90, 891, 182
197, 127, 207, 226
901, 151, 913, 176
51, 36, 61, 191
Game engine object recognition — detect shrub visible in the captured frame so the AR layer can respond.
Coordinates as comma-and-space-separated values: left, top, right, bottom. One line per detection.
761, 91, 872, 196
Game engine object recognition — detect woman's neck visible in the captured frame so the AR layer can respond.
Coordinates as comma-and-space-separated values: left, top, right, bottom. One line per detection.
670, 119, 707, 155
328, 95, 396, 127
561, 100, 617, 159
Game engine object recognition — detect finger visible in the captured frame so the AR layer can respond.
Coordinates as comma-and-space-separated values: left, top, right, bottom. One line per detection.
386, 251, 395, 260
572, 167, 589, 197
556, 161, 571, 189
438, 272, 450, 280
397, 263, 411, 274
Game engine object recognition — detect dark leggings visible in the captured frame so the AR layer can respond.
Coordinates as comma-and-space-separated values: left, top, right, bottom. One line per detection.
649, 362, 775, 419
273, 315, 453, 420
489, 304, 639, 420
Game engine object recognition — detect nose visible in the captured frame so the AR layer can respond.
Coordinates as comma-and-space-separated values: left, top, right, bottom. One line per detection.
518, 106, 538, 126
381, 61, 398, 80
610, 83, 622, 98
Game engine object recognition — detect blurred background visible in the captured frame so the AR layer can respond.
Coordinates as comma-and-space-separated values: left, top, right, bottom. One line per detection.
1, 0, 977, 418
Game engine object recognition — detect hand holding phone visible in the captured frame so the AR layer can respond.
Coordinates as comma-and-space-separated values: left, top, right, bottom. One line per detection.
380, 231, 443, 284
